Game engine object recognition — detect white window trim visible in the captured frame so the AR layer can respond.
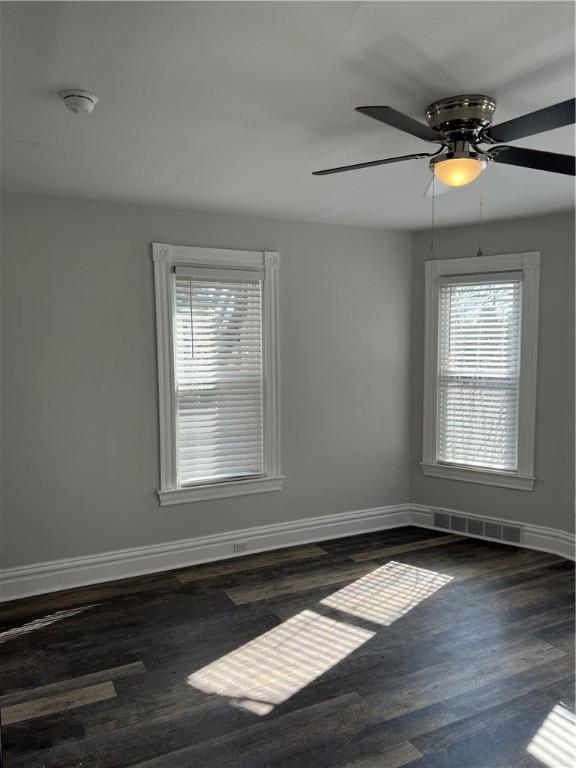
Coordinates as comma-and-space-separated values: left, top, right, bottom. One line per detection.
153, 243, 283, 505
422, 251, 540, 491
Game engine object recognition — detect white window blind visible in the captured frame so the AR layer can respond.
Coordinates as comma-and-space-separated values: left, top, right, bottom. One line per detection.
437, 274, 523, 472
173, 269, 264, 486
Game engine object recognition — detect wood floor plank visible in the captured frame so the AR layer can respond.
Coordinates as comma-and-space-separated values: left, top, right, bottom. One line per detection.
362, 546, 557, 585
400, 687, 570, 768
341, 741, 423, 767
225, 561, 372, 605
534, 619, 575, 654
0, 660, 144, 707
1, 710, 86, 760
438, 653, 575, 718
5, 684, 261, 768
306, 703, 462, 764
178, 553, 359, 597
364, 636, 566, 719
0, 571, 181, 625
176, 544, 328, 583
411, 686, 559, 756
350, 535, 465, 562
319, 528, 452, 557
2, 681, 116, 725
126, 693, 384, 768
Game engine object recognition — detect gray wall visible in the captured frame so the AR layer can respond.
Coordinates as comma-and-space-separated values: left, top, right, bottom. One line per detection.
1, 192, 412, 568
411, 212, 575, 533
2, 194, 573, 571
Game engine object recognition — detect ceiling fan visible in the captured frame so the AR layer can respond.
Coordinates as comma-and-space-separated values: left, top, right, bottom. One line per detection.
313, 95, 576, 188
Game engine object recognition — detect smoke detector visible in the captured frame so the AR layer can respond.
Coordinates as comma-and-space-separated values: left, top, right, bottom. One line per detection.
60, 89, 98, 115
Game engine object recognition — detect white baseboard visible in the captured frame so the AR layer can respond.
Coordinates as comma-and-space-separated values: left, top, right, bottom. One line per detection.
0, 504, 410, 602
410, 504, 575, 561
1, 502, 573, 603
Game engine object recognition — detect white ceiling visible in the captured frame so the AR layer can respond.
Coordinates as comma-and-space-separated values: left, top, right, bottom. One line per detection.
1, 1, 574, 229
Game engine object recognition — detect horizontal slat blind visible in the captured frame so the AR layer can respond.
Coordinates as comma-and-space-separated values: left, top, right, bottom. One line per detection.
174, 272, 264, 485
437, 277, 522, 472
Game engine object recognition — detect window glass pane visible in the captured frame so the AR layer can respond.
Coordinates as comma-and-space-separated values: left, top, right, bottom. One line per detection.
174, 275, 264, 485
437, 279, 522, 472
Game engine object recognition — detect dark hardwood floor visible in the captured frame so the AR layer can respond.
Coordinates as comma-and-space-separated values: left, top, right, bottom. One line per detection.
1, 526, 574, 767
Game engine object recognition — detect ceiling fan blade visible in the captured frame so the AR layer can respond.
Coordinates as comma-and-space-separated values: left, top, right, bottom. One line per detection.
486, 98, 576, 143
423, 176, 452, 197
312, 152, 432, 176
492, 146, 575, 176
356, 106, 442, 143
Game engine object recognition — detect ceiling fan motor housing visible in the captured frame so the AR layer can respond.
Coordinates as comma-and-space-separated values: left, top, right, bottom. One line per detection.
430, 139, 485, 166
425, 95, 496, 140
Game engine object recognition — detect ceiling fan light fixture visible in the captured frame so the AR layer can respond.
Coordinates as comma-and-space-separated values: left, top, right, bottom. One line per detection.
433, 157, 485, 187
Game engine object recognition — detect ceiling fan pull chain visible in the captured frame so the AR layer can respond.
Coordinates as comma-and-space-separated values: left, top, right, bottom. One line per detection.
476, 187, 484, 258
430, 178, 436, 255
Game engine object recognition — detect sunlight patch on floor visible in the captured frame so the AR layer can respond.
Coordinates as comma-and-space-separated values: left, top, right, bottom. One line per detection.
0, 605, 98, 645
188, 609, 374, 715
527, 703, 576, 768
320, 560, 453, 626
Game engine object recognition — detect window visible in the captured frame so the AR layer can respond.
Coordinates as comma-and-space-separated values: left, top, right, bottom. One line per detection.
437, 274, 522, 472
153, 244, 282, 505
422, 252, 540, 490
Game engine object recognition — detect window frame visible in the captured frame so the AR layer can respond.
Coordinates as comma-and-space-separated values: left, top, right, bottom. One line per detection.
153, 243, 282, 506
421, 251, 540, 491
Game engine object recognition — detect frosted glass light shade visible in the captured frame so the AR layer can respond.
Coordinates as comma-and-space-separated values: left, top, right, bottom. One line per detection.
434, 157, 484, 187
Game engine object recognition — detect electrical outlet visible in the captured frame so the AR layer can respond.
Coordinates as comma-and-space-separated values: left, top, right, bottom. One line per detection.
233, 542, 248, 554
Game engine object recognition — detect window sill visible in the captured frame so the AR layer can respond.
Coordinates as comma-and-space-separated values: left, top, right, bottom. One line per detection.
420, 462, 535, 491
158, 475, 285, 506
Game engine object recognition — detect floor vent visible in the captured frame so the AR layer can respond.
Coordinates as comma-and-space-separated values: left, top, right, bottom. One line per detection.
467, 518, 484, 537
450, 516, 467, 533
485, 522, 503, 540
502, 525, 522, 544
431, 512, 523, 546
434, 512, 451, 530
